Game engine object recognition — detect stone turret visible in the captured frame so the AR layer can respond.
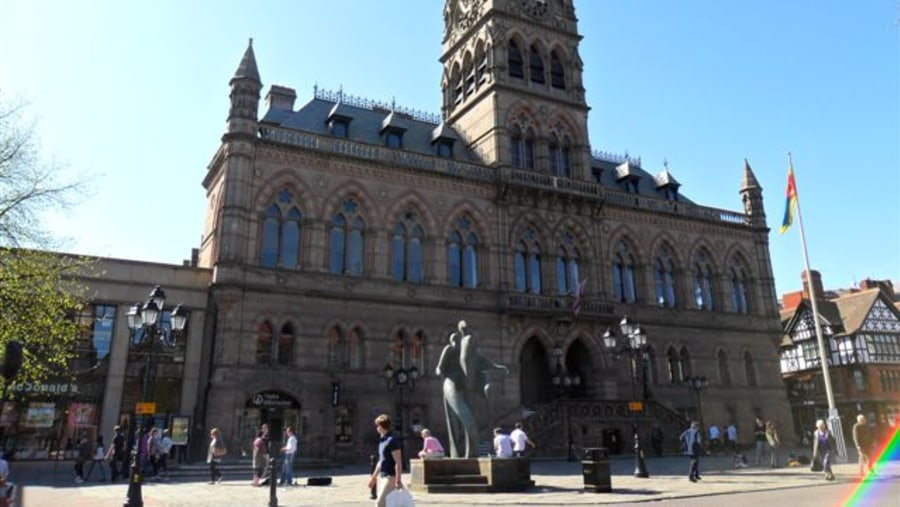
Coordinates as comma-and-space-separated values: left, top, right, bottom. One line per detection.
739, 158, 766, 227
226, 38, 261, 140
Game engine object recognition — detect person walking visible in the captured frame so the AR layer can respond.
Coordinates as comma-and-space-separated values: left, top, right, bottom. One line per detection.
509, 422, 535, 458
680, 421, 703, 482
107, 425, 126, 482
852, 414, 876, 477
811, 419, 836, 481
147, 427, 162, 479
650, 423, 664, 457
252, 430, 268, 486
726, 423, 738, 454
72, 436, 90, 484
84, 436, 108, 482
708, 423, 721, 455
367, 414, 403, 507
417, 428, 445, 459
207, 428, 225, 484
493, 427, 513, 458
279, 427, 298, 487
765, 420, 781, 468
753, 416, 768, 465
157, 429, 173, 480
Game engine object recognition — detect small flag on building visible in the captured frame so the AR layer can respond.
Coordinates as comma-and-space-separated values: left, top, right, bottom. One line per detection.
572, 278, 588, 316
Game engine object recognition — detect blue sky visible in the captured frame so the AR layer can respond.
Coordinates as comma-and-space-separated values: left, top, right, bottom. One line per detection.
1, 0, 897, 296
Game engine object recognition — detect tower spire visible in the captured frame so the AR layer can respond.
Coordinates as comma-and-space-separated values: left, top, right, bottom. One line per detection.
739, 158, 766, 227
232, 38, 260, 83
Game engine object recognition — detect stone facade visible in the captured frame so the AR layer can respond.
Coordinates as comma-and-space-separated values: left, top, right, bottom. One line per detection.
190, 0, 793, 461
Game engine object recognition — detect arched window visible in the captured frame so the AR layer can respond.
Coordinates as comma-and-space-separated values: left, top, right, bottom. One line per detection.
508, 40, 524, 78
451, 63, 463, 106
612, 240, 637, 303
654, 245, 677, 308
391, 210, 424, 284
548, 136, 571, 177
327, 326, 345, 370
529, 45, 545, 84
463, 54, 475, 97
410, 331, 425, 373
644, 346, 657, 386
550, 51, 565, 89
692, 249, 715, 311
718, 350, 731, 386
259, 188, 303, 268
730, 261, 749, 314
667, 347, 680, 383
514, 226, 542, 294
476, 44, 488, 85
680, 348, 692, 378
448, 215, 479, 288
347, 327, 363, 370
524, 128, 535, 169
330, 198, 365, 276
744, 351, 757, 386
555, 232, 579, 295
510, 124, 523, 168
278, 323, 294, 366
256, 321, 273, 365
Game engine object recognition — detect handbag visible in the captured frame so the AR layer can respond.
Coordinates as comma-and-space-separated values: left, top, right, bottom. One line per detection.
385, 487, 415, 507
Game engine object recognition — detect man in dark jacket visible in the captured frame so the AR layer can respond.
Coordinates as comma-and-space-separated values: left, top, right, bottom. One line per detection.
109, 425, 126, 482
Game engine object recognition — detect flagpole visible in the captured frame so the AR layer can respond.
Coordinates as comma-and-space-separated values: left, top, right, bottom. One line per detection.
789, 152, 847, 460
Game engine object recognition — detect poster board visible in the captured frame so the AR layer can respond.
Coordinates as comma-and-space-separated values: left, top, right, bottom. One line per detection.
169, 415, 190, 446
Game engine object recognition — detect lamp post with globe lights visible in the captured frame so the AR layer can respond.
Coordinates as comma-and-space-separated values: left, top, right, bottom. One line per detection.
603, 316, 650, 478
551, 342, 580, 461
684, 375, 708, 431
383, 362, 418, 469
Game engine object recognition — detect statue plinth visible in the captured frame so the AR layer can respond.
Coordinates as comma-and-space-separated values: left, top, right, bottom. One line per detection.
409, 457, 533, 493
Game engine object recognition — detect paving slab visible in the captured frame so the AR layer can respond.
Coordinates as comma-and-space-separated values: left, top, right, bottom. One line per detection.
11, 453, 898, 506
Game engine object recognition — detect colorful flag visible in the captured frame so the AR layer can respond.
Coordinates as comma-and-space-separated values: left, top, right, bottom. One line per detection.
780, 160, 798, 234
572, 278, 588, 316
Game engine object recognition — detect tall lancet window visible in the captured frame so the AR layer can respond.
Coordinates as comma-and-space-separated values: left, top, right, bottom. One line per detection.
259, 188, 303, 268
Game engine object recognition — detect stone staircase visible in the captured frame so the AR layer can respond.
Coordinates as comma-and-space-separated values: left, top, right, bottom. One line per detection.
524, 398, 689, 458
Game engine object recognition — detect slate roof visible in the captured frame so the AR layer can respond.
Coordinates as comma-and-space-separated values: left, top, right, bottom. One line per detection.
260, 88, 699, 203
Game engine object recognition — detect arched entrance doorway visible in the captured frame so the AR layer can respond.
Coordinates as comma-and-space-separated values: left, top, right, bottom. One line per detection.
566, 338, 591, 398
520, 336, 552, 407
242, 390, 301, 447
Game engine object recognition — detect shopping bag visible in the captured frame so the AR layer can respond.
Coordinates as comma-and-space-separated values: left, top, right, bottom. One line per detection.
809, 457, 823, 472
385, 487, 415, 507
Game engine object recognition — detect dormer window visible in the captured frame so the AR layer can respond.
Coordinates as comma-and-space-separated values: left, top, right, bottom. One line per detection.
329, 119, 349, 138
615, 161, 642, 194
386, 130, 403, 148
625, 179, 639, 194
664, 187, 679, 201
381, 111, 407, 149
436, 141, 453, 158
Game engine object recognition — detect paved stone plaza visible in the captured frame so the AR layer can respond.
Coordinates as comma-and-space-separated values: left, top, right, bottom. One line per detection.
10, 453, 898, 506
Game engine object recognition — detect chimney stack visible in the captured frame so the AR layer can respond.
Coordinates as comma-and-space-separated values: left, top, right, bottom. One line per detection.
801, 270, 826, 302
265, 85, 297, 112
859, 278, 896, 300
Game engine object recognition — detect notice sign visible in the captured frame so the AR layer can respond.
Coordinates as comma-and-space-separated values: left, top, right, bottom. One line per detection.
628, 401, 644, 413
135, 402, 157, 415
24, 402, 55, 428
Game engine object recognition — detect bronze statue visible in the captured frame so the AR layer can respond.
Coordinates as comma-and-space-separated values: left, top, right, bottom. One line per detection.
436, 320, 507, 458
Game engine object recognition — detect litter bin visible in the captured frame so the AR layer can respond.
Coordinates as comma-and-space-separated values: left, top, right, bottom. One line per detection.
582, 447, 611, 492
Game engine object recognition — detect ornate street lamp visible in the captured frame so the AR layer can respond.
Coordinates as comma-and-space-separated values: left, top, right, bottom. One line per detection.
684, 375, 708, 430
123, 285, 189, 507
603, 316, 650, 478
383, 362, 418, 468
551, 343, 580, 461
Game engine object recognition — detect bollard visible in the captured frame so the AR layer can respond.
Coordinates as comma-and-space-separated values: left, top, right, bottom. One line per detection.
369, 454, 377, 500
123, 449, 143, 507
268, 457, 278, 507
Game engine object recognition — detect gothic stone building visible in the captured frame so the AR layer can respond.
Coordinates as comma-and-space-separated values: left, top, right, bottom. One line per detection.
195, 0, 792, 461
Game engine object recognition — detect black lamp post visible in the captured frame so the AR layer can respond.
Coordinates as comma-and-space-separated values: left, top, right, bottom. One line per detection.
123, 285, 189, 507
603, 316, 650, 478
684, 375, 708, 430
551, 343, 580, 461
383, 362, 418, 469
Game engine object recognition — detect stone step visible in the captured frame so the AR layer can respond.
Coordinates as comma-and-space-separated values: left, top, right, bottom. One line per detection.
425, 474, 488, 485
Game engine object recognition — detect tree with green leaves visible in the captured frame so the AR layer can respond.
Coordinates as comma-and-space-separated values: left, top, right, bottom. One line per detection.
0, 94, 94, 389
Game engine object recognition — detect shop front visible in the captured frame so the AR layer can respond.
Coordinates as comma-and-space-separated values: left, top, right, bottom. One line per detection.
238, 390, 301, 450
0, 379, 104, 460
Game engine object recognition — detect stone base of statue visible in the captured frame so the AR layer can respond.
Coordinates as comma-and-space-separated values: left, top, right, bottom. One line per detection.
409, 457, 534, 493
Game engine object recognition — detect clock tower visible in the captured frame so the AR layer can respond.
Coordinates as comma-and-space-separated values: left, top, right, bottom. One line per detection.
441, 0, 590, 178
